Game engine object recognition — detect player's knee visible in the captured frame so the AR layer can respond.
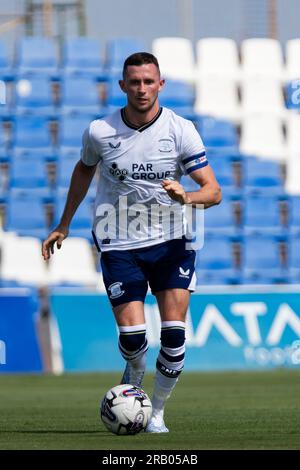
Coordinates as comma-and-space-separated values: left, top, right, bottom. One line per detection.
118, 325, 148, 361
161, 325, 185, 348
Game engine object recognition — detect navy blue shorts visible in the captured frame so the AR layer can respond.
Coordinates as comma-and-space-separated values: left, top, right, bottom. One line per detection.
100, 237, 197, 307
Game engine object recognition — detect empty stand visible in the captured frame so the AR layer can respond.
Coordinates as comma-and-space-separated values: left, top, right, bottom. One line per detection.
152, 37, 195, 82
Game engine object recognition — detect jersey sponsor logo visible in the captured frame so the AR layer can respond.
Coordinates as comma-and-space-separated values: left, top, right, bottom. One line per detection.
109, 141, 121, 149
158, 138, 173, 152
109, 163, 128, 181
108, 282, 125, 299
131, 163, 171, 180
179, 267, 190, 278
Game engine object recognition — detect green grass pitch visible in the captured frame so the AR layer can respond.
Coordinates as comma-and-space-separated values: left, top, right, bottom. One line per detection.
0, 370, 300, 450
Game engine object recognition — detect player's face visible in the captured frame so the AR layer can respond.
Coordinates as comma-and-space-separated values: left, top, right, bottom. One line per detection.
119, 63, 164, 113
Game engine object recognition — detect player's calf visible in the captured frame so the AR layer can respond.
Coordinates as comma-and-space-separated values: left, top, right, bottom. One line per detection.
118, 324, 148, 387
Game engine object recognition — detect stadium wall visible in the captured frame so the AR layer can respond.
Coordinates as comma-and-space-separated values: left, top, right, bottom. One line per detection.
1, 287, 300, 373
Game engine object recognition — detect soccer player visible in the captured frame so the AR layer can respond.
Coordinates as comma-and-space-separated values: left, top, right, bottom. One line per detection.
42, 52, 221, 433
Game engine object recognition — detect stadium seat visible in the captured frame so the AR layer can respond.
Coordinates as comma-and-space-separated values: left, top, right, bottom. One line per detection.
194, 78, 240, 123
0, 122, 9, 162
241, 78, 286, 119
13, 76, 56, 117
16, 37, 58, 78
159, 80, 194, 107
287, 236, 300, 283
242, 157, 284, 195
204, 197, 240, 239
0, 234, 48, 286
241, 234, 287, 284
106, 38, 146, 74
152, 37, 195, 83
9, 157, 52, 201
285, 81, 300, 111
196, 236, 240, 285
12, 116, 55, 161
52, 196, 93, 240
241, 38, 284, 81
195, 37, 241, 82
58, 114, 93, 157
0, 80, 11, 119
48, 237, 99, 286
285, 39, 300, 82
208, 155, 240, 198
105, 75, 127, 108
4, 194, 48, 239
286, 113, 300, 159
287, 196, 300, 235
240, 114, 287, 162
285, 157, 300, 195
62, 37, 105, 80
195, 116, 238, 151
242, 194, 285, 237
0, 40, 15, 80
59, 76, 104, 115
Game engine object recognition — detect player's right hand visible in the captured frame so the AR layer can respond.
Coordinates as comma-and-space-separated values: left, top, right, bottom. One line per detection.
42, 227, 69, 261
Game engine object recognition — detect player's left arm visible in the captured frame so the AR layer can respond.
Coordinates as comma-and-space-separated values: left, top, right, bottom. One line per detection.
162, 165, 222, 208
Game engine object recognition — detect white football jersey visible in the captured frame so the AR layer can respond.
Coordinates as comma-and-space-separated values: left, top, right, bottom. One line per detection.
81, 107, 207, 251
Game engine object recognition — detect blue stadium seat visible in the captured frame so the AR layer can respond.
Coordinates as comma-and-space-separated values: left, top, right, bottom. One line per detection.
106, 38, 146, 74
53, 196, 93, 240
12, 116, 55, 161
13, 76, 57, 117
62, 37, 105, 80
242, 194, 286, 238
196, 236, 240, 285
0, 40, 15, 80
106, 76, 127, 107
5, 194, 48, 239
208, 155, 240, 197
288, 236, 300, 283
195, 115, 238, 151
285, 81, 300, 110
242, 156, 283, 195
58, 114, 93, 157
0, 80, 12, 119
204, 197, 240, 239
16, 37, 58, 78
159, 80, 196, 119
0, 122, 9, 162
288, 195, 300, 235
59, 76, 105, 115
56, 158, 77, 188
241, 234, 287, 284
9, 157, 52, 201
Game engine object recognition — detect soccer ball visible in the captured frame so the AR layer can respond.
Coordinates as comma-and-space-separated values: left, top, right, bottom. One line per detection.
100, 384, 152, 435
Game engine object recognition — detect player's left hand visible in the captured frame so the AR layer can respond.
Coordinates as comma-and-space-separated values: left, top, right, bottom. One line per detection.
162, 180, 190, 205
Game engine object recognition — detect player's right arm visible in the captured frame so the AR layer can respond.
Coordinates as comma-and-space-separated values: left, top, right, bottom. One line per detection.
42, 160, 97, 260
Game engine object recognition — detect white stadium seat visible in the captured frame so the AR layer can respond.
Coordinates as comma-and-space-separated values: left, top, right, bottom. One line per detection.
285, 157, 300, 195
241, 78, 286, 118
240, 114, 287, 162
48, 237, 100, 287
0, 235, 48, 286
196, 37, 241, 82
194, 77, 240, 123
152, 37, 195, 83
241, 38, 284, 81
286, 113, 300, 160
285, 39, 300, 82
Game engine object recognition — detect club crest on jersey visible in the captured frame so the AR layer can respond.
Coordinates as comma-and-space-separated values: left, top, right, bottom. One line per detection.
109, 162, 128, 181
109, 141, 121, 149
108, 282, 125, 299
158, 138, 173, 152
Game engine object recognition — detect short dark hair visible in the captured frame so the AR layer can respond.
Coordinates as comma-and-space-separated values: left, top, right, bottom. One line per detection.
122, 52, 160, 78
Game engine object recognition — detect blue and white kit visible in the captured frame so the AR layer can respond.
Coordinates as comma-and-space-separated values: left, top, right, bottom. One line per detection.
81, 107, 208, 305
